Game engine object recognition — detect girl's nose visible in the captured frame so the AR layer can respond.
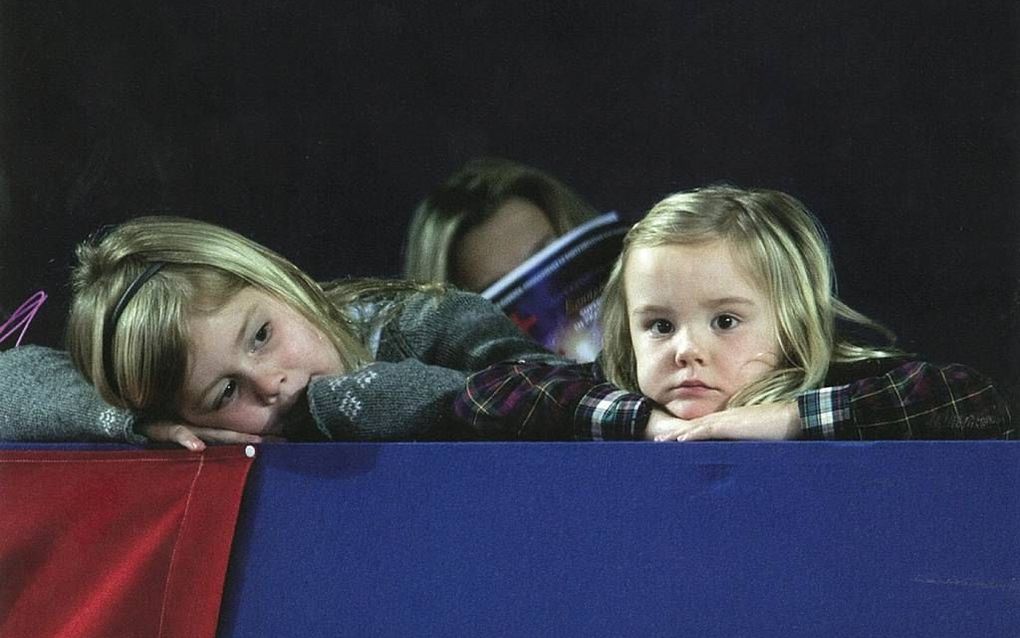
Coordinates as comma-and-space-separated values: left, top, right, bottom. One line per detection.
250, 368, 285, 404
673, 328, 705, 367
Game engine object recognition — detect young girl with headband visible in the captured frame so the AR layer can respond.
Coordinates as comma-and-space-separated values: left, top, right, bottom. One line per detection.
0, 216, 567, 449
456, 185, 1012, 440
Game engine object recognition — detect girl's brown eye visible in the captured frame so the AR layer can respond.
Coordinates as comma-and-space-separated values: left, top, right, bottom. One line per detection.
714, 314, 739, 330
254, 322, 270, 344
651, 319, 673, 335
217, 380, 237, 409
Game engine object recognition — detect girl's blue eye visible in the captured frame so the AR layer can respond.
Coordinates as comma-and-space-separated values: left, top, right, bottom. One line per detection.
713, 314, 740, 330
651, 319, 674, 335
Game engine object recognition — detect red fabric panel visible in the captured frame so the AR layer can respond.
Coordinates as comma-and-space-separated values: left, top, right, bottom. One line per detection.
0, 445, 254, 638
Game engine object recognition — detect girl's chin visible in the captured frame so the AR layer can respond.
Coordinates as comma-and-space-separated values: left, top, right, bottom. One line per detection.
664, 398, 725, 420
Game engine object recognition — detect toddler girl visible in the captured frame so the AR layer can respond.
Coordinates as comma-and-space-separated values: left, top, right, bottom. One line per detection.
456, 186, 1012, 440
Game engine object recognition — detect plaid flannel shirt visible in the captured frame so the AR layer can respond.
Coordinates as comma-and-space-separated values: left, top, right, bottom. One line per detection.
454, 359, 1013, 441
798, 360, 1013, 439
453, 360, 649, 440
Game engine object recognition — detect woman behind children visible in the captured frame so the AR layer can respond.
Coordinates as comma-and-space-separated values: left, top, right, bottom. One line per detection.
403, 157, 597, 292
0, 215, 568, 450
456, 185, 1013, 440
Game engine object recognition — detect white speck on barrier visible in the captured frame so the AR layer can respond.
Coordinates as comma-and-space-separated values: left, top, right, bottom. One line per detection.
245, 445, 256, 458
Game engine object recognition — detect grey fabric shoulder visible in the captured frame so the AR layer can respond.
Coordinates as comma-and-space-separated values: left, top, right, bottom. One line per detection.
302, 288, 566, 441
0, 345, 143, 443
378, 289, 567, 370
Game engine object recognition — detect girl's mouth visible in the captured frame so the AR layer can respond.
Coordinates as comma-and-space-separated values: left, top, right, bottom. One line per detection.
669, 380, 717, 398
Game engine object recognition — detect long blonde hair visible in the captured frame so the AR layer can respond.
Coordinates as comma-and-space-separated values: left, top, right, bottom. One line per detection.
403, 157, 596, 285
600, 185, 896, 407
67, 216, 392, 419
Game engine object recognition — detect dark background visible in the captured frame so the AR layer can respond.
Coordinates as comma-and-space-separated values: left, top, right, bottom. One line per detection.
1, 1, 1017, 407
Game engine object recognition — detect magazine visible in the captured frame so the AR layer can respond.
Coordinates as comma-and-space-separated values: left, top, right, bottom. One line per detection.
481, 212, 629, 362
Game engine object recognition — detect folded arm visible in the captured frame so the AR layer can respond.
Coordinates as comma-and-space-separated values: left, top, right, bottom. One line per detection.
455, 359, 1013, 441
292, 289, 568, 442
799, 360, 1013, 440
454, 361, 650, 440
0, 345, 143, 444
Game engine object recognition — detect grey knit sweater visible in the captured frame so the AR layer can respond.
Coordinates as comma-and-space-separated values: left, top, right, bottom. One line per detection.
0, 290, 563, 443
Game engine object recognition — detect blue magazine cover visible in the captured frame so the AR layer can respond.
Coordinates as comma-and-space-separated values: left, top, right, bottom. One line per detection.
481, 212, 628, 362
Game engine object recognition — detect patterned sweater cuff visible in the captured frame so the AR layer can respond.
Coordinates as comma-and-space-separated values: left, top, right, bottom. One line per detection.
575, 385, 650, 440
798, 385, 852, 440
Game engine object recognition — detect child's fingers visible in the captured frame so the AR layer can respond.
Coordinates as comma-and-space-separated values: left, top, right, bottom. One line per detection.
140, 422, 262, 450
654, 426, 699, 442
187, 427, 263, 445
170, 427, 207, 451
140, 423, 207, 451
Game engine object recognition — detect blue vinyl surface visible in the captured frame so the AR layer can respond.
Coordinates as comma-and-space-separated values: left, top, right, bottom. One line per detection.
215, 442, 1019, 637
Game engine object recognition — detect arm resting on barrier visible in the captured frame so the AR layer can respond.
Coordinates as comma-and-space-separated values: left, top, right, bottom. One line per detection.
0, 345, 144, 443
456, 359, 1013, 441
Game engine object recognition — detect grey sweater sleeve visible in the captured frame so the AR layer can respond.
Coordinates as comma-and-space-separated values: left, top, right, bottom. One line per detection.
304, 359, 466, 440
0, 345, 145, 443
300, 289, 567, 441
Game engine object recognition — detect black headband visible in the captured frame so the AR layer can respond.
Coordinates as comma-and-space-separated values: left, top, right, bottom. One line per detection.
102, 261, 165, 395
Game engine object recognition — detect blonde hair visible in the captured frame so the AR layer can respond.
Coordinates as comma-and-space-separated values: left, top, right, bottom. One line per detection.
403, 157, 596, 285
68, 216, 381, 420
601, 185, 896, 407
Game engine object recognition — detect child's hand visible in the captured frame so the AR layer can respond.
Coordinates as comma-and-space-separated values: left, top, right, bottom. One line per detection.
138, 421, 268, 451
643, 407, 692, 441
652, 402, 801, 441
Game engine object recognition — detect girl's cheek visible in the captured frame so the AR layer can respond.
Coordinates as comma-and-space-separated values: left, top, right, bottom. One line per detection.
635, 370, 655, 398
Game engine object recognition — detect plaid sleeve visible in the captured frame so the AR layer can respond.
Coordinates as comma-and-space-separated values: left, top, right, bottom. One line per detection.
454, 361, 603, 440
836, 360, 1012, 440
798, 385, 852, 440
576, 385, 652, 440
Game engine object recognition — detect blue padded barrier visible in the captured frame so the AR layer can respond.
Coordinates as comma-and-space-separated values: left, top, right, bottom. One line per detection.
217, 442, 1019, 637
